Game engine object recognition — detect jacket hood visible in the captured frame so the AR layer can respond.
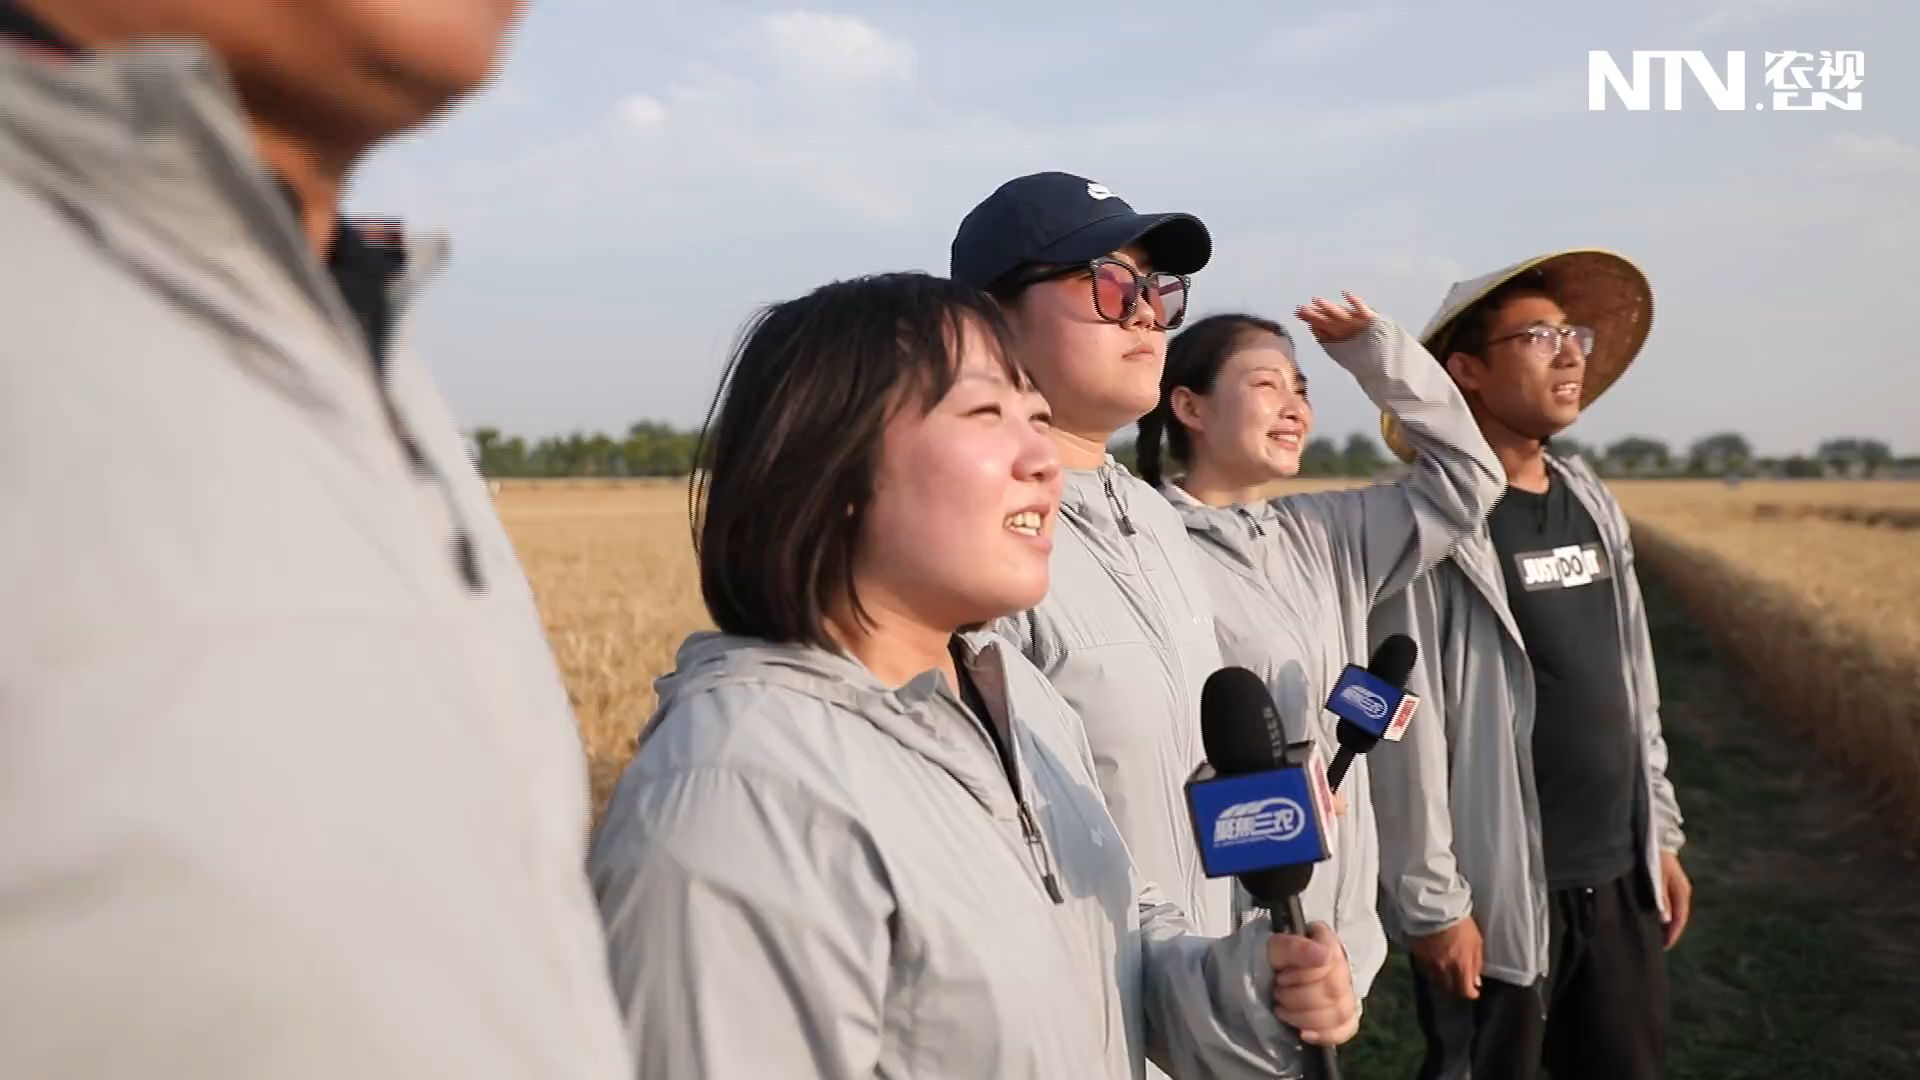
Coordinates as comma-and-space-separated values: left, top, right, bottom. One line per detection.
651, 629, 1029, 819
1158, 481, 1269, 579
653, 630, 944, 719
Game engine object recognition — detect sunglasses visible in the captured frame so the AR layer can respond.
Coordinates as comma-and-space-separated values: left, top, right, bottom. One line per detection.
1009, 256, 1191, 330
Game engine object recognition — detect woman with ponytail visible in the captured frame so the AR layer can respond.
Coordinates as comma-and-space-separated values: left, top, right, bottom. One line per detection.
1141, 296, 1505, 1001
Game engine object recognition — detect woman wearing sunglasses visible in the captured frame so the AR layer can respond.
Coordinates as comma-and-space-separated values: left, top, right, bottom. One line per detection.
588, 272, 1358, 1078
949, 173, 1411, 963
948, 172, 1239, 943
1133, 300, 1503, 1002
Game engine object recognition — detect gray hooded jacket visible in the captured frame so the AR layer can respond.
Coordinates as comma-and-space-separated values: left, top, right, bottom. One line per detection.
995, 463, 1233, 937
1366, 453, 1687, 989
0, 41, 629, 1078
1163, 317, 1503, 1001
589, 630, 1314, 1079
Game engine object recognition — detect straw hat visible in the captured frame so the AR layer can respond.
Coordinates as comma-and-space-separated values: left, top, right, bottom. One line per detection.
1381, 248, 1653, 463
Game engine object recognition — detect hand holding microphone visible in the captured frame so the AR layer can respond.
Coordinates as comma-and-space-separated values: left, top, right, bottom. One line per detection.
1188, 666, 1356, 1077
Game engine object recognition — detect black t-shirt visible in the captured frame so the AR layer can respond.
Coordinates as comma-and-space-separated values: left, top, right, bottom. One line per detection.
1489, 477, 1639, 889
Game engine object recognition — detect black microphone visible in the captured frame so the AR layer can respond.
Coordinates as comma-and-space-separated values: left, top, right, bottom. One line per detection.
1192, 666, 1342, 1080
1324, 634, 1420, 791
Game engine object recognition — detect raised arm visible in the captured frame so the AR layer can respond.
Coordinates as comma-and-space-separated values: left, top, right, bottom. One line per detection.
589, 723, 893, 1080
1268, 295, 1504, 607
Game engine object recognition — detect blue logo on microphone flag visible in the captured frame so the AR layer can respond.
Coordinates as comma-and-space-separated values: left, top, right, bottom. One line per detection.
1186, 768, 1332, 878
1326, 665, 1416, 739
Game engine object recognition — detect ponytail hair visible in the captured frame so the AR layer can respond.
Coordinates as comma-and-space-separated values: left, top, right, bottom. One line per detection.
1136, 407, 1170, 488
1137, 313, 1291, 489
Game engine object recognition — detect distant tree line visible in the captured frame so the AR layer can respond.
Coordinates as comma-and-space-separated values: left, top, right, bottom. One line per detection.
1550, 433, 1916, 479
467, 422, 1914, 481
469, 421, 699, 477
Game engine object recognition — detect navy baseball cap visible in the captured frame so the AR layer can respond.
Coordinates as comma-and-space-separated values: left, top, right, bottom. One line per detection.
950, 171, 1212, 290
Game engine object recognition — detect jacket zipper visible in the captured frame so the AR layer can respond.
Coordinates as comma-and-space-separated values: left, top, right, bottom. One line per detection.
1079, 467, 1207, 917
1488, 485, 1541, 983
1018, 803, 1065, 903
957, 664, 1065, 906
1117, 476, 1206, 908
1452, 480, 1550, 986
1236, 507, 1267, 537
1475, 478, 1561, 989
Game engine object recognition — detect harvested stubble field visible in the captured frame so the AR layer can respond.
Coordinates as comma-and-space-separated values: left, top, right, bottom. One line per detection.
1613, 479, 1920, 846
495, 475, 1920, 1076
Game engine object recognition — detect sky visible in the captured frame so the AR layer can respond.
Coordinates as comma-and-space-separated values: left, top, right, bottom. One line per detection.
346, 0, 1918, 458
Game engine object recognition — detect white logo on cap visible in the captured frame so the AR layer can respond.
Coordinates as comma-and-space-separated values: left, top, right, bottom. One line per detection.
1086, 182, 1116, 200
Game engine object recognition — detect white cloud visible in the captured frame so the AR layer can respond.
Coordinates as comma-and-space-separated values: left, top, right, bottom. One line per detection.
1263, 7, 1405, 64
619, 94, 669, 132
757, 11, 916, 88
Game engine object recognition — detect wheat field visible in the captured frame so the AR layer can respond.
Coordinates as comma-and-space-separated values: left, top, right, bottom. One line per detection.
492, 479, 709, 811
493, 477, 1920, 826
1613, 479, 1920, 841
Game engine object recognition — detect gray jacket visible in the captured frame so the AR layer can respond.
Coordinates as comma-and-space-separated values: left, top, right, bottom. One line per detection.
589, 631, 1312, 1080
0, 42, 630, 1078
1164, 317, 1504, 1001
1366, 453, 1687, 988
996, 464, 1233, 936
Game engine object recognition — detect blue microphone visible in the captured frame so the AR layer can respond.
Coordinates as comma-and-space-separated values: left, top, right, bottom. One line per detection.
1324, 634, 1420, 790
1189, 665, 1341, 1080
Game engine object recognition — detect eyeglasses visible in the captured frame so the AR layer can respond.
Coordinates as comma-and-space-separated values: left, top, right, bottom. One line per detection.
1010, 256, 1191, 330
1483, 323, 1595, 360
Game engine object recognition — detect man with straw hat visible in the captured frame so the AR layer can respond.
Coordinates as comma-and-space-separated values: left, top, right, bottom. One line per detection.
1366, 250, 1690, 1080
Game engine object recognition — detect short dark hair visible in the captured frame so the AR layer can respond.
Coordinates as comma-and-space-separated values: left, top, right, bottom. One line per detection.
1136, 313, 1290, 488
690, 273, 1024, 650
1436, 269, 1559, 363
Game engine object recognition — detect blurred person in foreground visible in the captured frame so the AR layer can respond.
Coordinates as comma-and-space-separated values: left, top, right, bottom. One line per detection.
0, 2, 631, 1077
588, 272, 1359, 1079
1366, 251, 1691, 1080
1135, 296, 1503, 1004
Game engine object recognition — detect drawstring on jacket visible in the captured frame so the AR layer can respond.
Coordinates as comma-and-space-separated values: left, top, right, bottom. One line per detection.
1102, 468, 1137, 536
